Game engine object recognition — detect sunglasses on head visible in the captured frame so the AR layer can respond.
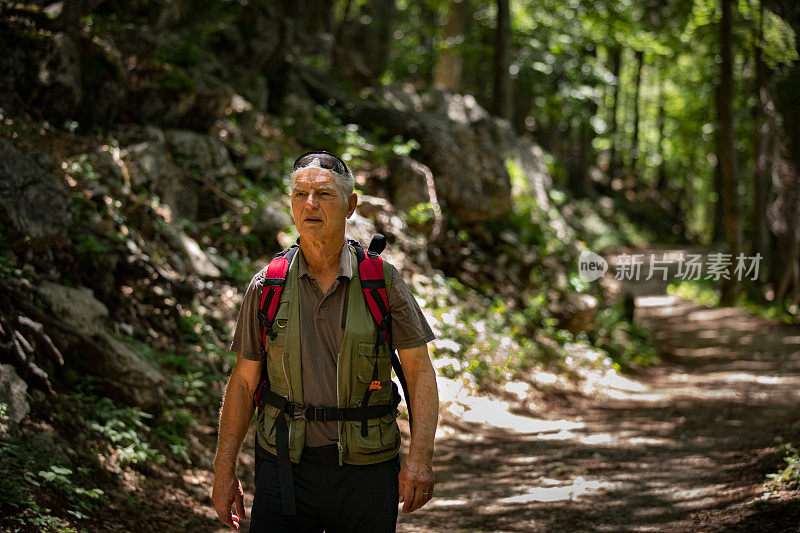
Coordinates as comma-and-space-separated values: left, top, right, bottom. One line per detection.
293, 150, 350, 176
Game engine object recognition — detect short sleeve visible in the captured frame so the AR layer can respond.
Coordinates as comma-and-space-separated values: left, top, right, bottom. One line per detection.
387, 265, 435, 350
228, 270, 265, 361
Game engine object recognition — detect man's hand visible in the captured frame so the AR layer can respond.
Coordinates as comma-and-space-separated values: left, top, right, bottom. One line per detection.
212, 473, 246, 530
398, 454, 434, 513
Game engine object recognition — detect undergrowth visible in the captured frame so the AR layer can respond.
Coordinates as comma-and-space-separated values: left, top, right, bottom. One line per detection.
667, 278, 799, 324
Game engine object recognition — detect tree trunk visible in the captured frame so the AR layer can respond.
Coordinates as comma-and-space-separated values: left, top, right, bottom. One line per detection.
655, 67, 667, 191
750, 1, 770, 270
629, 49, 644, 177
361, 0, 395, 80
607, 45, 622, 179
493, 0, 512, 121
305, 0, 335, 35
718, 0, 741, 304
433, 0, 470, 91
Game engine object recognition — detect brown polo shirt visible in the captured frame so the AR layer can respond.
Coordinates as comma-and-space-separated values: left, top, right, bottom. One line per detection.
229, 243, 435, 446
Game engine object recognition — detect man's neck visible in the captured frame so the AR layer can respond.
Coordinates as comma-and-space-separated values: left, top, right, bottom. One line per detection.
299, 235, 345, 278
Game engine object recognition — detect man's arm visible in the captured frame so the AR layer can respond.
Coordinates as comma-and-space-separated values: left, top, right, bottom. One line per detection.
212, 355, 262, 530
397, 342, 439, 513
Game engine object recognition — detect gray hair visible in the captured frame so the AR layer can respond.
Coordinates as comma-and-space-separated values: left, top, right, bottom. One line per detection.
289, 159, 355, 199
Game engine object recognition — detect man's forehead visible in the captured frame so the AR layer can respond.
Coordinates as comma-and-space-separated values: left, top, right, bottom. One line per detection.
293, 168, 338, 188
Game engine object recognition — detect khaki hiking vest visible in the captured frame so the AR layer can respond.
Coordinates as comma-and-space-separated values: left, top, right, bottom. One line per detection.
255, 244, 401, 466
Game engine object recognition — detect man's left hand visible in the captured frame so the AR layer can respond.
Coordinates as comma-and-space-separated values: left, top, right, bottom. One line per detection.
398, 454, 435, 513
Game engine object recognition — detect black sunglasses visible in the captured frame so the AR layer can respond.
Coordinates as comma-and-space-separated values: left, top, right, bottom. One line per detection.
293, 150, 350, 175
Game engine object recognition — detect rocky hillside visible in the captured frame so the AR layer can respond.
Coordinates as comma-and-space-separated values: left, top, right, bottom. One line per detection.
0, 4, 660, 530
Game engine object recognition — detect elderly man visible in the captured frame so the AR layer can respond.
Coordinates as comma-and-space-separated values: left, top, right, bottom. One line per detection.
212, 150, 439, 532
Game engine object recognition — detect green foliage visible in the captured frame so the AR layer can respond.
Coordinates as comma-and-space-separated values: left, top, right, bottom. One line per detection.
160, 68, 197, 91
62, 393, 166, 466
0, 434, 102, 532
667, 278, 719, 306
589, 300, 659, 371
767, 442, 800, 489
668, 279, 798, 323
404, 202, 434, 227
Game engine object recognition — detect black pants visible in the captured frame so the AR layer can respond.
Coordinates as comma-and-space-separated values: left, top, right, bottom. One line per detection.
249, 441, 400, 533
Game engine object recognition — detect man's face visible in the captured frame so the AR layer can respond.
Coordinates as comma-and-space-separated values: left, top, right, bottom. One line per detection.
290, 168, 356, 243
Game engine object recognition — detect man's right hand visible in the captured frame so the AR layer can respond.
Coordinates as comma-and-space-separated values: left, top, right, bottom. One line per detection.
212, 473, 246, 530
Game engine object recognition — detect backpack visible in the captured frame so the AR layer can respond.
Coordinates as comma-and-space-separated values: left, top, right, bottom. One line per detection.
250, 234, 413, 515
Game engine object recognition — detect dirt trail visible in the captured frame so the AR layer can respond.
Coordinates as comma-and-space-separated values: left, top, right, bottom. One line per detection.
194, 246, 800, 533
394, 246, 800, 532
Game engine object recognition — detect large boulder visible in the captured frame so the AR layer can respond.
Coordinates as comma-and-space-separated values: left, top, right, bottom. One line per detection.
120, 129, 240, 221
38, 282, 167, 411
159, 223, 222, 278
249, 201, 292, 243
0, 138, 72, 251
0, 365, 30, 440
125, 66, 233, 130
386, 155, 429, 212
164, 129, 237, 188
32, 32, 82, 123
0, 28, 125, 129
300, 76, 513, 223
121, 135, 199, 221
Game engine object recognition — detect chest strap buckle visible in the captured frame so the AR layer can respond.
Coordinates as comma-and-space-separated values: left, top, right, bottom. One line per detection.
305, 406, 327, 422
285, 402, 306, 420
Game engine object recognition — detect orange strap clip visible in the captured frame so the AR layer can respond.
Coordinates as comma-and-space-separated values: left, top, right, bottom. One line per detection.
369, 380, 382, 391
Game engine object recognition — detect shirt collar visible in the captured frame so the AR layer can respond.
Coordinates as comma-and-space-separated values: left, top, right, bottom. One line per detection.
297, 242, 354, 280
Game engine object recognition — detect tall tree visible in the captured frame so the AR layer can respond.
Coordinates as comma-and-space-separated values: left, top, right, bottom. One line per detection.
655, 64, 667, 191
607, 45, 623, 179
718, 0, 741, 304
749, 0, 770, 267
362, 0, 396, 80
629, 49, 645, 177
493, 0, 512, 121
434, 0, 470, 91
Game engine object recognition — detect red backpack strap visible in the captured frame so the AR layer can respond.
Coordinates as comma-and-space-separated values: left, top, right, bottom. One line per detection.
352, 235, 414, 436
253, 245, 298, 408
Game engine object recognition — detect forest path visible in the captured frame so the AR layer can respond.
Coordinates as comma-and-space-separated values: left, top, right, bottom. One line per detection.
394, 245, 800, 532
192, 245, 800, 533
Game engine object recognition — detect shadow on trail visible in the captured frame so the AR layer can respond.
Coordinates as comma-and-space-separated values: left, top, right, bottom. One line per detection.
398, 248, 800, 532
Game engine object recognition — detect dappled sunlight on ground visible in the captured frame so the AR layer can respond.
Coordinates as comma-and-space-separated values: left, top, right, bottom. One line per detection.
397, 248, 800, 532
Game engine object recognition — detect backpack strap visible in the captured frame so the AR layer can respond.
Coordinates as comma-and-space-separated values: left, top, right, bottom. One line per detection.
351, 235, 414, 438
253, 245, 299, 409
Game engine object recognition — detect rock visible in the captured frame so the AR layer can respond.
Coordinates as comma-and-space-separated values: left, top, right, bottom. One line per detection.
39, 281, 109, 337
386, 156, 429, 212
165, 129, 236, 186
301, 75, 512, 223
250, 202, 292, 242
121, 138, 199, 220
550, 293, 600, 335
0, 138, 72, 251
159, 223, 222, 278
35, 32, 82, 123
91, 147, 128, 190
89, 331, 167, 411
0, 365, 30, 440
377, 84, 423, 114
76, 36, 127, 130
416, 91, 512, 222
36, 282, 167, 410
355, 195, 393, 220
126, 66, 233, 130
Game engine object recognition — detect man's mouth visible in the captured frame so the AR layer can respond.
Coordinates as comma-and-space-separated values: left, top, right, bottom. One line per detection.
305, 217, 323, 223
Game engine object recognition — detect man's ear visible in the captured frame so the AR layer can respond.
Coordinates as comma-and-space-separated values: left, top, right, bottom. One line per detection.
347, 192, 358, 218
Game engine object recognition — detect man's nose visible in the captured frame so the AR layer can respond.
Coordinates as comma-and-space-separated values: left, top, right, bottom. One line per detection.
305, 191, 320, 208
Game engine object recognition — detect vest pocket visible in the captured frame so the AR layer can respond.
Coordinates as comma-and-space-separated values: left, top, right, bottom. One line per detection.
356, 340, 392, 404
257, 384, 289, 448
265, 333, 289, 393
345, 408, 400, 455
